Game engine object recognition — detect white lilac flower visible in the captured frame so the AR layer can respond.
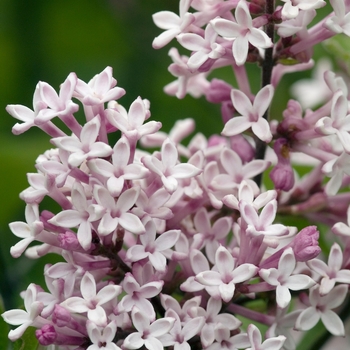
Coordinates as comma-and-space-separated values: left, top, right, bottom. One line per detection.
87, 320, 121, 350
211, 0, 273, 65
246, 324, 286, 350
259, 248, 315, 308
222, 85, 274, 142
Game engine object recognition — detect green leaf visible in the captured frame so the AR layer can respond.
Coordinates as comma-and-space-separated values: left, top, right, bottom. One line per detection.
0, 295, 11, 350
12, 327, 39, 350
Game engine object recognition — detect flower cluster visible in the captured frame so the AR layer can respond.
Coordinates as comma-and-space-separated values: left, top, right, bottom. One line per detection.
3, 0, 350, 349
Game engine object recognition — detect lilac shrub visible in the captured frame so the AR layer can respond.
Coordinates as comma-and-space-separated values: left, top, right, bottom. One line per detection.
3, 0, 350, 349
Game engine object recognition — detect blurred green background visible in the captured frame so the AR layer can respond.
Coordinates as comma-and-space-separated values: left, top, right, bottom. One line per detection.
0, 0, 342, 311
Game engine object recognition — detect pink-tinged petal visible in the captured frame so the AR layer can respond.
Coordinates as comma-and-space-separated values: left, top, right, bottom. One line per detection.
241, 201, 259, 227
331, 91, 347, 123
2, 309, 30, 325
232, 36, 249, 65
182, 317, 205, 341
116, 187, 140, 212
9, 222, 31, 239
319, 278, 335, 295
171, 163, 202, 178
6, 104, 34, 122
139, 281, 164, 298
211, 18, 241, 38
89, 159, 114, 177
119, 213, 145, 235
150, 317, 175, 337
98, 213, 119, 236
276, 285, 291, 308
107, 177, 125, 197
59, 72, 77, 101
89, 142, 113, 158
231, 263, 258, 283
285, 275, 315, 290
231, 89, 252, 117
51, 136, 82, 153
8, 323, 32, 341
132, 308, 149, 333
149, 251, 167, 271
335, 270, 350, 283
177, 33, 206, 51
295, 307, 320, 331
278, 248, 296, 277
49, 210, 83, 228
96, 285, 122, 305
332, 221, 350, 236
254, 85, 274, 118
260, 200, 277, 226
242, 159, 270, 179
221, 116, 251, 136
162, 139, 178, 169
259, 268, 280, 285
328, 243, 343, 272
322, 284, 348, 309
248, 28, 273, 49
191, 249, 210, 274
219, 282, 235, 302
112, 138, 130, 168
144, 337, 164, 350
321, 310, 345, 336
261, 336, 286, 349
124, 332, 144, 349
77, 220, 92, 250
152, 11, 180, 29
62, 297, 89, 313
126, 245, 148, 262
81, 272, 97, 300
235, 1, 252, 28
153, 28, 180, 49
10, 237, 34, 258
39, 82, 60, 110
155, 230, 180, 251
80, 117, 100, 146
88, 306, 107, 326
196, 271, 222, 286
193, 208, 210, 233
247, 324, 262, 347
212, 217, 232, 240
207, 297, 221, 317
161, 175, 178, 193
129, 97, 146, 128
251, 118, 273, 142
215, 246, 235, 276
307, 258, 329, 276
337, 130, 350, 153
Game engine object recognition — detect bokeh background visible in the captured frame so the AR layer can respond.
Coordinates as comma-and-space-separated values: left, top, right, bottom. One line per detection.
0, 0, 345, 324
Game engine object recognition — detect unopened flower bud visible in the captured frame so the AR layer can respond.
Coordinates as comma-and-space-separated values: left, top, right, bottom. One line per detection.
52, 304, 71, 327
36, 324, 57, 345
270, 138, 294, 191
292, 225, 321, 262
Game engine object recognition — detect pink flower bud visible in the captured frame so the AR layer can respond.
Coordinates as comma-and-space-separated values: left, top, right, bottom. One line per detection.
206, 79, 232, 103
52, 304, 71, 327
58, 231, 81, 251
292, 225, 321, 262
230, 134, 255, 163
270, 138, 294, 191
36, 324, 57, 345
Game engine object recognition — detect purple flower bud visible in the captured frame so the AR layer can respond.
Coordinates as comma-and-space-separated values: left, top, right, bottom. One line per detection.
292, 225, 321, 262
36, 324, 57, 345
208, 135, 226, 147
230, 134, 255, 163
206, 79, 232, 103
270, 138, 294, 191
52, 304, 71, 327
58, 231, 81, 251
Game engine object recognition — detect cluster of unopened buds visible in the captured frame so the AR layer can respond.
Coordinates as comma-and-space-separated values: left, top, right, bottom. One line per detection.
3, 0, 350, 349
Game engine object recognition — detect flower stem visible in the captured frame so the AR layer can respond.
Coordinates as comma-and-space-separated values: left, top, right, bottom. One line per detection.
254, 0, 275, 187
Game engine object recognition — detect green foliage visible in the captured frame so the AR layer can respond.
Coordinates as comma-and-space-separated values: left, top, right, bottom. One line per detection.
12, 327, 39, 350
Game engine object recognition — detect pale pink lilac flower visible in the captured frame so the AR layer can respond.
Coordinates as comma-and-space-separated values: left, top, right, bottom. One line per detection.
87, 320, 121, 350
61, 271, 122, 327
222, 85, 274, 142
152, 0, 195, 49
126, 219, 181, 272
307, 242, 350, 294
259, 248, 315, 308
211, 0, 273, 65
325, 0, 350, 36
195, 245, 258, 302
295, 284, 347, 336
123, 307, 175, 350
9, 204, 44, 258
246, 324, 286, 350
2, 284, 44, 341
51, 116, 113, 168
281, 0, 325, 19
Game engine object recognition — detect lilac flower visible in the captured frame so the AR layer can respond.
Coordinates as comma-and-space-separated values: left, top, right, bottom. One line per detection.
295, 284, 348, 336
142, 138, 202, 193
2, 284, 44, 341
119, 273, 163, 321
152, 0, 195, 49
94, 186, 145, 236
126, 219, 180, 272
307, 242, 350, 294
246, 324, 286, 350
9, 204, 44, 258
177, 23, 225, 72
51, 116, 113, 168
325, 0, 350, 35
61, 271, 122, 326
74, 66, 125, 106
281, 0, 325, 19
211, 0, 273, 65
48, 181, 104, 250
87, 320, 121, 350
123, 307, 175, 350
195, 245, 258, 302
221, 85, 274, 142
259, 248, 315, 308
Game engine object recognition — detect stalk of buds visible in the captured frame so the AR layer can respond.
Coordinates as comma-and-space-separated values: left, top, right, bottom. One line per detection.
3, 0, 350, 349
